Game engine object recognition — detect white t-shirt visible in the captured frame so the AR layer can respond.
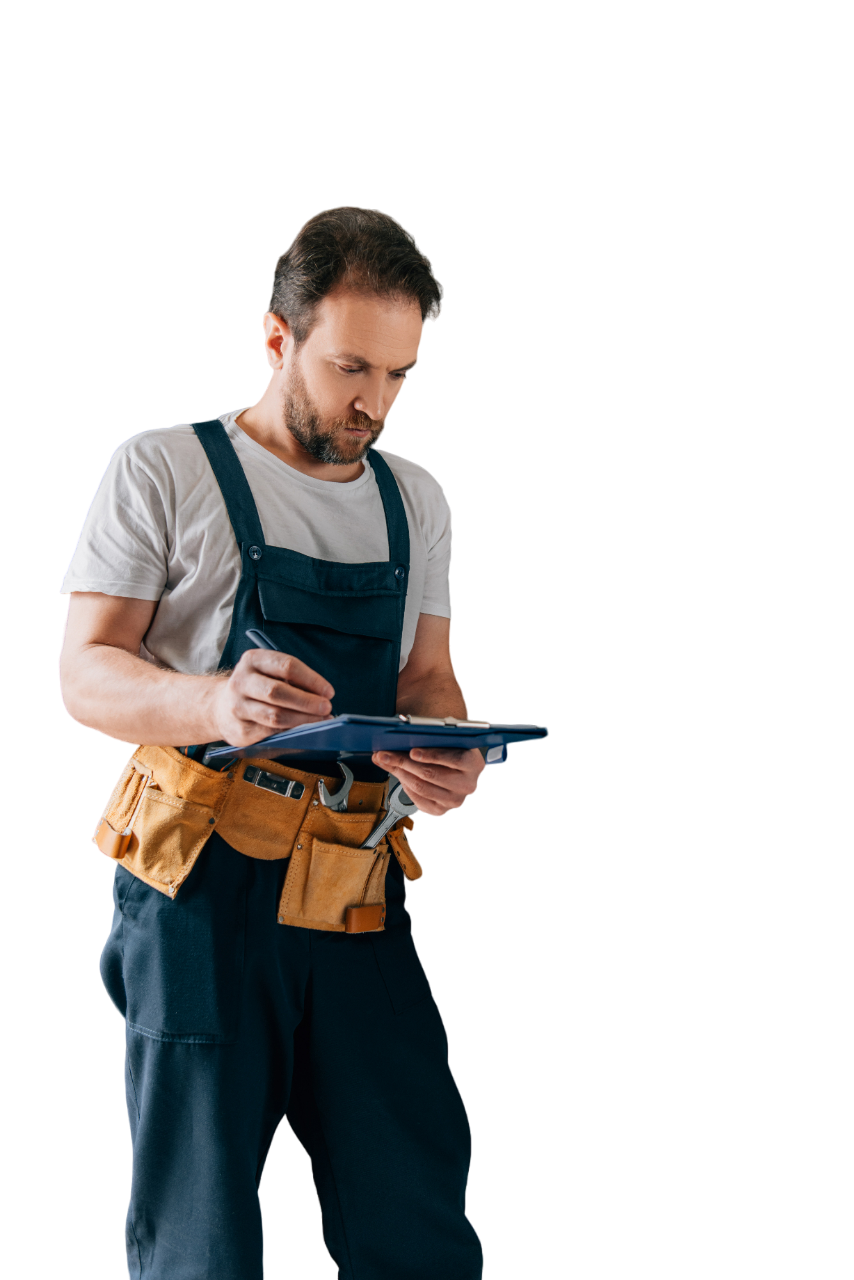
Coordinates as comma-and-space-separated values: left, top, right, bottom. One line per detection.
62, 410, 452, 675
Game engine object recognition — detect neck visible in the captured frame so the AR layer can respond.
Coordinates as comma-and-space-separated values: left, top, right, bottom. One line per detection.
236, 380, 366, 483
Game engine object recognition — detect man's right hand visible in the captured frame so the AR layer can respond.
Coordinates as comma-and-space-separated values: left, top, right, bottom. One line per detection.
212, 648, 335, 747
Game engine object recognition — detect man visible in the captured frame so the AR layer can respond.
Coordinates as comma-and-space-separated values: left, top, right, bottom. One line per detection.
60, 207, 485, 1280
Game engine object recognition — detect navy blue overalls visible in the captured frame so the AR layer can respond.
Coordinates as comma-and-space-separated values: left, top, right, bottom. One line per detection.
99, 421, 483, 1280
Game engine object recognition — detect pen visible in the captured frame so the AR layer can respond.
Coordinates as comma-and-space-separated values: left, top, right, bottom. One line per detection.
245, 628, 279, 650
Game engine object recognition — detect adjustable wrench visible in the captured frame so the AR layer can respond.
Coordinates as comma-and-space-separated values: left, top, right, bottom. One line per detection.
318, 761, 355, 812
361, 778, 418, 849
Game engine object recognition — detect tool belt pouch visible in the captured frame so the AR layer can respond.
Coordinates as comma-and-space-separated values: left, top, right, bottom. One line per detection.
280, 798, 425, 931
94, 746, 236, 897
278, 811, 421, 936
94, 747, 422, 928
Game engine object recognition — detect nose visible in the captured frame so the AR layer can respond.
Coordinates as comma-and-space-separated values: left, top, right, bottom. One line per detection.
352, 392, 384, 422
353, 374, 387, 423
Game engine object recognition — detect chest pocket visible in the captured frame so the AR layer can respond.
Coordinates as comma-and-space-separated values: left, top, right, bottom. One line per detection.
258, 578, 402, 639
257, 567, 403, 716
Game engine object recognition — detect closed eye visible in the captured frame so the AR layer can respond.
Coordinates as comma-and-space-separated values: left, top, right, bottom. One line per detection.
338, 366, 409, 378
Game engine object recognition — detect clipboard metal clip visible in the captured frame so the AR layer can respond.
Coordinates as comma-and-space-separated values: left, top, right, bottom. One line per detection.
398, 715, 491, 728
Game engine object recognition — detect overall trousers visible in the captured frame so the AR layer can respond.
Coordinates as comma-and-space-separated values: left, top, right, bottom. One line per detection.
100, 422, 483, 1280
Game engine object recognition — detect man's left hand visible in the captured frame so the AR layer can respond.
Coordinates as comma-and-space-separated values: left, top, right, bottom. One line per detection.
372, 747, 485, 816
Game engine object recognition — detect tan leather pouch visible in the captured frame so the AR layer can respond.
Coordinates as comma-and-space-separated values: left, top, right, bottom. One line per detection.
94, 747, 227, 897
277, 804, 392, 933
94, 747, 419, 924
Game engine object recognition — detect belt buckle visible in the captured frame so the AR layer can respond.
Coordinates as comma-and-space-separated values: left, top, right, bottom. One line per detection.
244, 765, 305, 800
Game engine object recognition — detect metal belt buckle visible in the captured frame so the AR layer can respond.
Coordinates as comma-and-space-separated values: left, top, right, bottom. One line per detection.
244, 766, 305, 800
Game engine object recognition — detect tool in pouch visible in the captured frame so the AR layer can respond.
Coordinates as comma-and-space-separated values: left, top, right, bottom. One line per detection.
318, 761, 354, 812
317, 763, 418, 833
245, 766, 305, 800
361, 778, 417, 847
93, 761, 154, 861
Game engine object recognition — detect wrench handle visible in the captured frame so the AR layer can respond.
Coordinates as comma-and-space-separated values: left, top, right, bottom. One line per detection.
360, 810, 399, 849
360, 779, 418, 849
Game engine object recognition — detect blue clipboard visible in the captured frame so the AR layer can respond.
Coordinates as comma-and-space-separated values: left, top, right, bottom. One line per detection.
204, 715, 547, 765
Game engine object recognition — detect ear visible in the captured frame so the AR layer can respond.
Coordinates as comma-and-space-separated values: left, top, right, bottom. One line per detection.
263, 312, 293, 370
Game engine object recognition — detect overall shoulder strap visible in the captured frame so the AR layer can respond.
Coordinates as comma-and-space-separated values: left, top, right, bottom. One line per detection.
368, 449, 410, 567
193, 420, 265, 549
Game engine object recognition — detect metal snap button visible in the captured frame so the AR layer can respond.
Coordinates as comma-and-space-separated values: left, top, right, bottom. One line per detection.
248, 545, 263, 561
394, 565, 406, 580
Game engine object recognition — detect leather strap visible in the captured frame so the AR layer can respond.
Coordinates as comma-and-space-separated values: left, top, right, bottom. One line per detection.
94, 819, 132, 860
344, 903, 386, 933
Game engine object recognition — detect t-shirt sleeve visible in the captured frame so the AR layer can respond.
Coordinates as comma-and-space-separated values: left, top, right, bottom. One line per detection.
419, 486, 452, 619
61, 446, 170, 601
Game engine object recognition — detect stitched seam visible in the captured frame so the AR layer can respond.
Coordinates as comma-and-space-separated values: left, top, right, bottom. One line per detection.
140, 792, 215, 815
313, 1109, 358, 1278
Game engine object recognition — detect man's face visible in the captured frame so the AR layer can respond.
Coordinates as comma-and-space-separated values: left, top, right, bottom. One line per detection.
279, 287, 423, 465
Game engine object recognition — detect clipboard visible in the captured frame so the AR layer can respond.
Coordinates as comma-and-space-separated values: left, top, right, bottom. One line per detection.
204, 714, 547, 765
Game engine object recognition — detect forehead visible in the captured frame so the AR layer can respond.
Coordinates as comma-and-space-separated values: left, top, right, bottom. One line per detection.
307, 287, 423, 366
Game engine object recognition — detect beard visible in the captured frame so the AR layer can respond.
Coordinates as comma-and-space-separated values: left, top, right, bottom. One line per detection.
282, 361, 385, 465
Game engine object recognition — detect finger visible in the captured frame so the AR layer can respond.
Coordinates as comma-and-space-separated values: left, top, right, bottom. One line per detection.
235, 698, 331, 732
372, 752, 455, 786
394, 778, 462, 812
237, 687, 332, 723
239, 670, 332, 717
371, 751, 411, 770
380, 762, 465, 806
374, 752, 458, 787
245, 649, 334, 699
229, 713, 333, 747
408, 747, 471, 768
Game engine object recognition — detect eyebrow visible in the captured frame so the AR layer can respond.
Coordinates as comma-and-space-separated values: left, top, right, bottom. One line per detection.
334, 352, 418, 374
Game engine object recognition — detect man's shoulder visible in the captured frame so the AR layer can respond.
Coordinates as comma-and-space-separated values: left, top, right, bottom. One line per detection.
373, 449, 448, 506
113, 423, 204, 472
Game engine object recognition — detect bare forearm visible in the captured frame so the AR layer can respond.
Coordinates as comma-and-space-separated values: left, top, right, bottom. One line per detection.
61, 644, 224, 746
396, 668, 468, 720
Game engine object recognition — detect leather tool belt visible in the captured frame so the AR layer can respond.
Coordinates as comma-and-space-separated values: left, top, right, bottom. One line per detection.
94, 746, 421, 934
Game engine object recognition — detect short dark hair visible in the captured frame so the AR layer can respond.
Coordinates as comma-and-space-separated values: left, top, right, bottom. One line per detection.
269, 207, 442, 344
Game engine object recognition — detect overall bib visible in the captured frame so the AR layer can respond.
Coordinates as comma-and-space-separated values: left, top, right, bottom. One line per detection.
99, 422, 483, 1280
